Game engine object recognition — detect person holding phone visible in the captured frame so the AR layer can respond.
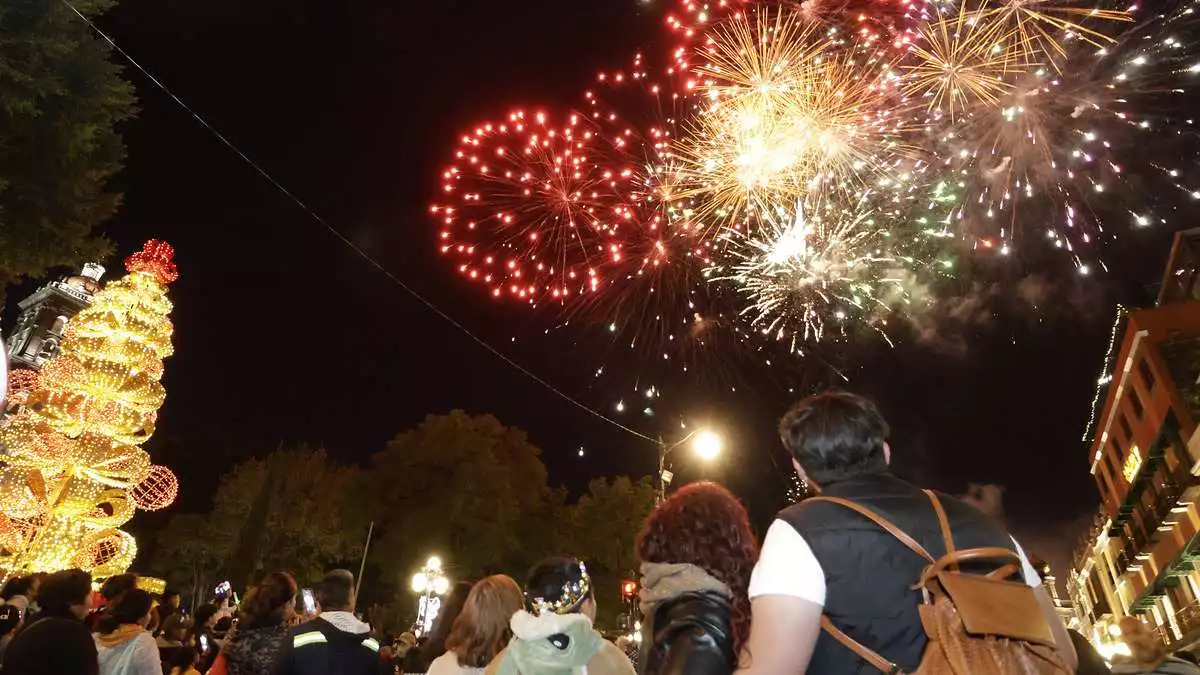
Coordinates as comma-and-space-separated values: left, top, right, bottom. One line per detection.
207, 572, 296, 675
186, 604, 219, 673
278, 570, 378, 675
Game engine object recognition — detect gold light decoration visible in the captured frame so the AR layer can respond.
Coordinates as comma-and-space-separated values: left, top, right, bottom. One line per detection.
0, 241, 180, 576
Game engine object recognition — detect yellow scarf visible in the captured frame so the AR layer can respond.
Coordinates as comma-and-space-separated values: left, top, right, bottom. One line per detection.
97, 624, 146, 647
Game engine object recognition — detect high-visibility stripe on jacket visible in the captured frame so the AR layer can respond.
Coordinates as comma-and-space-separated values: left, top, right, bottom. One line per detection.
279, 618, 379, 675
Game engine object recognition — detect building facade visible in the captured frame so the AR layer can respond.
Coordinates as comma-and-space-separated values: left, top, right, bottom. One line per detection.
6, 263, 104, 371
1069, 229, 1200, 658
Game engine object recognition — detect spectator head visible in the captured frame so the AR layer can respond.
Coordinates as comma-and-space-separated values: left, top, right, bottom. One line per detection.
779, 390, 890, 487
636, 481, 759, 653
213, 616, 233, 638
239, 571, 297, 630
162, 589, 181, 608
160, 612, 188, 642
100, 573, 138, 602
193, 603, 219, 631
525, 558, 595, 620
165, 642, 198, 673
445, 575, 524, 668
315, 569, 356, 613
1119, 616, 1166, 664
99, 588, 153, 633
27, 573, 46, 598
0, 576, 30, 601
34, 569, 93, 620
418, 581, 473, 666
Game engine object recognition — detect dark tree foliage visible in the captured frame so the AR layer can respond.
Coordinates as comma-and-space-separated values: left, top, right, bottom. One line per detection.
0, 0, 135, 301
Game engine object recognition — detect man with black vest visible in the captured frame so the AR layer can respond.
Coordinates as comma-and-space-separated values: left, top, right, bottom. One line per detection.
736, 391, 1077, 674
279, 570, 379, 675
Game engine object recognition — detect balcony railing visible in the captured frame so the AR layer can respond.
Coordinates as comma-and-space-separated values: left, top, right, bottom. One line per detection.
1177, 600, 1200, 639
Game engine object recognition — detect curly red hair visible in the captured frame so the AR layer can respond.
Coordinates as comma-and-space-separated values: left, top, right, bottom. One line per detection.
636, 481, 758, 653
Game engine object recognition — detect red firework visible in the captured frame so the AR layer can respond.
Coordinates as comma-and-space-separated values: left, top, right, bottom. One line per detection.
432, 109, 641, 304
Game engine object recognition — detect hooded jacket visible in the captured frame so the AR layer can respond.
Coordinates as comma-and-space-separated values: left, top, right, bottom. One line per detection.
277, 611, 379, 675
484, 611, 634, 675
94, 625, 161, 675
637, 563, 735, 675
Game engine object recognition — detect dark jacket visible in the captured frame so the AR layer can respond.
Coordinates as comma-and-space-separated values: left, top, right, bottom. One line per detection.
777, 471, 1020, 674
1, 615, 99, 675
278, 617, 379, 675
639, 591, 734, 675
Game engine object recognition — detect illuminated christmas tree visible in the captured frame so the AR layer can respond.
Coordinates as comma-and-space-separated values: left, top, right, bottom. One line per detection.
0, 241, 180, 577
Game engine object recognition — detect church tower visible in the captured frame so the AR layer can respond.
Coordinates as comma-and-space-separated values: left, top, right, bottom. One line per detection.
6, 263, 105, 371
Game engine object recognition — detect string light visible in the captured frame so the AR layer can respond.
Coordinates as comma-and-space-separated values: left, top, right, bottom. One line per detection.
0, 241, 179, 576
1082, 304, 1128, 443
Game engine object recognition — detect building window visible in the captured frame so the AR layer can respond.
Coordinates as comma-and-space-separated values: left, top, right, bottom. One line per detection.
1120, 414, 1134, 443
1138, 358, 1158, 394
1106, 442, 1123, 482
1129, 386, 1145, 419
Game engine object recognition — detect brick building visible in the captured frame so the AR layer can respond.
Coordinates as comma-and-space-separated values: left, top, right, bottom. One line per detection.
1069, 229, 1200, 657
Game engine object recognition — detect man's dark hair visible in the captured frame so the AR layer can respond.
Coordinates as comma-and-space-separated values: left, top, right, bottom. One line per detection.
316, 569, 355, 611
98, 588, 152, 634
779, 390, 890, 485
525, 557, 593, 615
0, 577, 30, 601
100, 573, 138, 601
31, 569, 91, 619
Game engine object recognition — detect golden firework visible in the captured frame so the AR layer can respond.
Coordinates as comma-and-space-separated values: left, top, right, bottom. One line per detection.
905, 5, 1020, 118
977, 0, 1132, 71
677, 8, 905, 232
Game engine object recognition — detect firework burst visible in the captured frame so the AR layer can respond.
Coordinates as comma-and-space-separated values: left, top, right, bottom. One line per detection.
433, 109, 640, 303
905, 5, 1023, 118
974, 0, 1133, 70
710, 197, 930, 344
677, 8, 910, 232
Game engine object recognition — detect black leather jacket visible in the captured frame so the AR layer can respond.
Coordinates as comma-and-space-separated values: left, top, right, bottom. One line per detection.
638, 590, 735, 675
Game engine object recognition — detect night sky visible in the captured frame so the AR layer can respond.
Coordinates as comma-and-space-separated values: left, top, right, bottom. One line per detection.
12, 0, 1189, 571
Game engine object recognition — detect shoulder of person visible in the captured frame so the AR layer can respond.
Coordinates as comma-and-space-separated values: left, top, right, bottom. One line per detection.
654, 591, 732, 639
591, 638, 636, 675
1161, 656, 1200, 674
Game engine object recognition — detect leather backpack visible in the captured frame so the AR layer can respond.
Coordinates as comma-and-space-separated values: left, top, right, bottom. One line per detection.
807, 490, 1072, 675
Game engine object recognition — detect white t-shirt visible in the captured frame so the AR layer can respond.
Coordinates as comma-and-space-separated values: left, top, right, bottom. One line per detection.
748, 519, 1043, 605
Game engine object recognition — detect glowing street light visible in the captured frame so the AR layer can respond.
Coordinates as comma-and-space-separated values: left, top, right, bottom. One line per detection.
692, 430, 723, 461
657, 427, 724, 501
411, 555, 449, 636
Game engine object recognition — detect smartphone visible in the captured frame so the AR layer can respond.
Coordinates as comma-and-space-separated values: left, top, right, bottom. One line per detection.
301, 588, 316, 615
199, 633, 210, 654
214, 580, 231, 599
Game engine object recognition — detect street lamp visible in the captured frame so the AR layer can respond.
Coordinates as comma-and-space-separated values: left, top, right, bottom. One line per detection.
411, 555, 449, 636
657, 428, 723, 502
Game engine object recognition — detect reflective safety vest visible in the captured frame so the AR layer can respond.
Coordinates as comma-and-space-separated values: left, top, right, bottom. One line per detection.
281, 619, 381, 675
292, 630, 379, 652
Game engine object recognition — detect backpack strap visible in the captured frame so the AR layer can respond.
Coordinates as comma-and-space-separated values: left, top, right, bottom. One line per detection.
804, 496, 932, 674
804, 496, 936, 563
924, 489, 957, 570
820, 616, 905, 674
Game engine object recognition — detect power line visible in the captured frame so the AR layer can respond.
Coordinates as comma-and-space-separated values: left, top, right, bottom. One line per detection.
63, 0, 659, 446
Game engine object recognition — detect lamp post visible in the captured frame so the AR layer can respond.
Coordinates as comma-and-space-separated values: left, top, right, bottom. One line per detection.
410, 555, 449, 636
657, 428, 723, 502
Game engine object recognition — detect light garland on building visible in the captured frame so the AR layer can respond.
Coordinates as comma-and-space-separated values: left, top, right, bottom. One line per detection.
1082, 305, 1129, 443
0, 240, 179, 576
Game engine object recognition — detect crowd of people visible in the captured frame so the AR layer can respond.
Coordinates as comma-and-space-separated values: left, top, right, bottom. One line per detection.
0, 391, 1194, 675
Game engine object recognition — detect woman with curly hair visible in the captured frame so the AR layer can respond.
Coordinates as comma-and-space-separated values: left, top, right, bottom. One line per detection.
207, 572, 297, 675
635, 482, 759, 675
